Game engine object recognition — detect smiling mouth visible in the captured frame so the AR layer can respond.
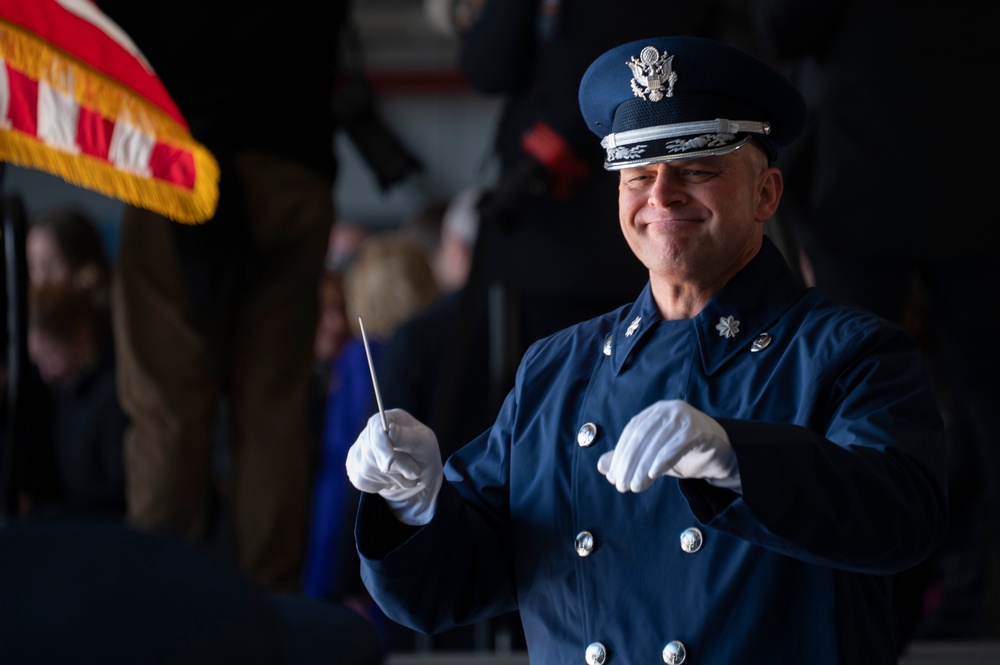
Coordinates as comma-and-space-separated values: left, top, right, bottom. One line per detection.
644, 217, 701, 227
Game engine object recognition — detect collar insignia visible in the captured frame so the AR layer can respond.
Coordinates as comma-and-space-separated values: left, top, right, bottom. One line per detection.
715, 315, 740, 339
625, 316, 641, 337
750, 333, 773, 352
628, 46, 678, 102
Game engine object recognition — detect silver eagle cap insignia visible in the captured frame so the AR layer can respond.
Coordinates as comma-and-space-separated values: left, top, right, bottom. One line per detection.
628, 46, 677, 102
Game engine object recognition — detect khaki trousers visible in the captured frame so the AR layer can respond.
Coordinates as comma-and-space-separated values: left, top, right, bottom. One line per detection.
112, 150, 334, 591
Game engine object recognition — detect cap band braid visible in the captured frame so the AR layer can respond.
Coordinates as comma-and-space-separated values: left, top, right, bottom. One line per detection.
601, 118, 771, 150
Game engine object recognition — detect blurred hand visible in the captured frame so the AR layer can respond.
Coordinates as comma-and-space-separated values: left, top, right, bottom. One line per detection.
597, 400, 741, 494
346, 409, 443, 525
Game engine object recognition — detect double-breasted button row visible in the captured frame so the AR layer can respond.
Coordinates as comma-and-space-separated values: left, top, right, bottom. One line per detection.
574, 420, 595, 558
583, 640, 688, 664
575, 413, 692, 663
574, 422, 596, 559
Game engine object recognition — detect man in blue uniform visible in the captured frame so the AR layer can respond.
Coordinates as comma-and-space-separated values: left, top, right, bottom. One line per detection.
346, 36, 947, 664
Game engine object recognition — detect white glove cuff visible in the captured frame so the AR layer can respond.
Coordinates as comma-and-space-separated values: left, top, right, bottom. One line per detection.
385, 472, 444, 526
705, 474, 743, 494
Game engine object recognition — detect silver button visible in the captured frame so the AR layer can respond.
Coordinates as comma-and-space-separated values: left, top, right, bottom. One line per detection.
586, 641, 607, 665
603, 334, 612, 356
662, 640, 686, 664
575, 531, 595, 557
577, 423, 598, 447
679, 527, 703, 554
750, 333, 772, 352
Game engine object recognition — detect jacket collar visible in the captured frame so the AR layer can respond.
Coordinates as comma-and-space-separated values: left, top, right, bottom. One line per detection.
608, 237, 805, 375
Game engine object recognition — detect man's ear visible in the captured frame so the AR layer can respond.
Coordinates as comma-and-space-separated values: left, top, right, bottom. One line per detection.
755, 168, 783, 223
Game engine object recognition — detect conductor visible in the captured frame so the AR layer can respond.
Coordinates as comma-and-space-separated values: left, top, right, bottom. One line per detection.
346, 36, 947, 663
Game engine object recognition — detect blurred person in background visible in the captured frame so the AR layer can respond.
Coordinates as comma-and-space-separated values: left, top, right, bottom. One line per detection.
428, 187, 480, 295
309, 268, 352, 454
429, 0, 732, 460
326, 217, 373, 274
16, 205, 121, 519
379, 187, 484, 461
24, 281, 127, 519
754, 0, 1000, 646
25, 204, 112, 308
99, 0, 349, 592
396, 188, 480, 295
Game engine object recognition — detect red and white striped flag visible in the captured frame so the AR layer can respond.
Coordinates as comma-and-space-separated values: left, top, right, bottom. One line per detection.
0, 0, 218, 224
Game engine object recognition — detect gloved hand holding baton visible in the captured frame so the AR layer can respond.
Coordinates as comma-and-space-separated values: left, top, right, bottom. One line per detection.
346, 318, 443, 525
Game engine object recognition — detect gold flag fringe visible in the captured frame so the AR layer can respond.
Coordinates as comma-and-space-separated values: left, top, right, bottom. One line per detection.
0, 129, 218, 224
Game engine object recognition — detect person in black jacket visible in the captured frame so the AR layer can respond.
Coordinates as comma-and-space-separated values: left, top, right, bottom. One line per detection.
26, 282, 127, 518
755, 0, 1000, 645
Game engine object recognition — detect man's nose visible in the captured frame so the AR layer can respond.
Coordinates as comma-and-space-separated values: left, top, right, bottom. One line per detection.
648, 167, 685, 207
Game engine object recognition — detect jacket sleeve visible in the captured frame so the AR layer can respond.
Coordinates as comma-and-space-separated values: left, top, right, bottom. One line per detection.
356, 397, 520, 634
682, 321, 948, 575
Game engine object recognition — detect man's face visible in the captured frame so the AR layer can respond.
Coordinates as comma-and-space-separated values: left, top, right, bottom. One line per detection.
617, 145, 781, 290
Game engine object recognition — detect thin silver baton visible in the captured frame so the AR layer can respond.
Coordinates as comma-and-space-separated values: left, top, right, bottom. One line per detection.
358, 316, 389, 433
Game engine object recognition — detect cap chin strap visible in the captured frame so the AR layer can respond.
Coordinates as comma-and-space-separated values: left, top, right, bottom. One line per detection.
601, 118, 771, 150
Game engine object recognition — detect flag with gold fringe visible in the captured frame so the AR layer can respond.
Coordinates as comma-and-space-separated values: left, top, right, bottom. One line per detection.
0, 0, 218, 224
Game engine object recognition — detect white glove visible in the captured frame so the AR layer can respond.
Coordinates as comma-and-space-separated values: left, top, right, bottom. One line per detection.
346, 409, 443, 525
597, 400, 741, 494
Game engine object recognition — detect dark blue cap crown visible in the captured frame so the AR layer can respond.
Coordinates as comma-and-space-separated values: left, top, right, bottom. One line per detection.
579, 36, 806, 169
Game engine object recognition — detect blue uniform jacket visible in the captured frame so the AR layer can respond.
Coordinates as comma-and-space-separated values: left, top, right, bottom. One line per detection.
356, 238, 947, 664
